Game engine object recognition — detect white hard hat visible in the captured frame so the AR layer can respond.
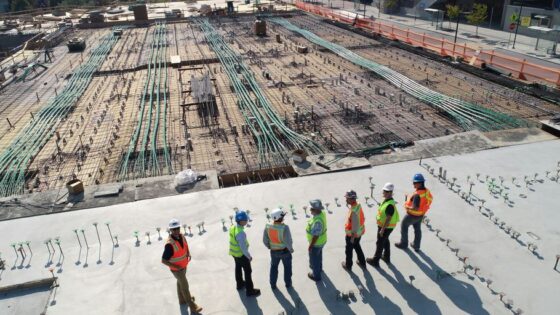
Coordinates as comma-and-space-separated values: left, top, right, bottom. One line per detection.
270, 208, 286, 221
383, 182, 394, 192
168, 218, 181, 229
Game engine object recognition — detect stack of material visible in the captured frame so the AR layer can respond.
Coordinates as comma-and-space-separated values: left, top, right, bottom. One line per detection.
254, 19, 266, 36
131, 4, 148, 21
89, 10, 105, 23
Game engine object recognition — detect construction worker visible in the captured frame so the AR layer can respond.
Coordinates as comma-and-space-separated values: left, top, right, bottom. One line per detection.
342, 190, 366, 271
161, 219, 203, 313
306, 199, 327, 281
366, 183, 400, 267
229, 210, 261, 297
395, 173, 433, 252
263, 208, 294, 289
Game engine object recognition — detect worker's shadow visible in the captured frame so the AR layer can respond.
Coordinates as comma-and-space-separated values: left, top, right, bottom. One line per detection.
377, 264, 441, 315
316, 274, 356, 315
408, 251, 490, 315
273, 287, 309, 315
349, 271, 402, 314
237, 291, 264, 315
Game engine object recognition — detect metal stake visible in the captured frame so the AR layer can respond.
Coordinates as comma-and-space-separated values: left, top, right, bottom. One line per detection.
106, 223, 115, 247
156, 227, 162, 240
73, 229, 82, 248
93, 223, 101, 247
81, 230, 89, 248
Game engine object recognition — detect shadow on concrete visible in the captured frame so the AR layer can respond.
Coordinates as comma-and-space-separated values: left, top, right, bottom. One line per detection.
316, 274, 356, 315
237, 291, 263, 315
409, 251, 490, 315
461, 32, 485, 39
377, 265, 441, 314
273, 288, 294, 314
350, 270, 403, 314
175, 183, 196, 194
287, 287, 309, 315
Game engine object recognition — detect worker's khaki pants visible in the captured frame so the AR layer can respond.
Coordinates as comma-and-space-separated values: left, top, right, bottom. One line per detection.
171, 268, 196, 308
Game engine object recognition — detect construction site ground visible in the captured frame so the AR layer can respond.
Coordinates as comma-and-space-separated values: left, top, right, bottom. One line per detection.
1, 138, 559, 314
0, 14, 557, 198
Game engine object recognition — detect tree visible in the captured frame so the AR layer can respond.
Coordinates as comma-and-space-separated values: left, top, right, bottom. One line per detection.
11, 0, 32, 11
383, 0, 399, 14
466, 3, 487, 37
446, 4, 460, 29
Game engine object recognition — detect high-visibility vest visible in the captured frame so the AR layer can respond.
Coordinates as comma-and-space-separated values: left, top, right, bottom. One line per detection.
266, 224, 287, 250
405, 188, 433, 216
306, 211, 327, 246
167, 235, 190, 271
229, 225, 248, 258
376, 199, 400, 228
345, 203, 365, 236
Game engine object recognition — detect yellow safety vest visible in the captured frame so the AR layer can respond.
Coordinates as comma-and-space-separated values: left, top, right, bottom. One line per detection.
229, 225, 248, 257
306, 211, 327, 246
376, 199, 400, 228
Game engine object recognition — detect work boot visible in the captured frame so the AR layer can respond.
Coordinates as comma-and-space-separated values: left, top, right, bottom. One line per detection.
341, 261, 351, 271
366, 257, 380, 268
190, 304, 203, 314
308, 272, 319, 281
356, 260, 367, 269
395, 242, 407, 250
236, 281, 245, 290
246, 288, 261, 297
410, 242, 420, 252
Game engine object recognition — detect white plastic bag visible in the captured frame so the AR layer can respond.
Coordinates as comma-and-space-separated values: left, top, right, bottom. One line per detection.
175, 169, 198, 186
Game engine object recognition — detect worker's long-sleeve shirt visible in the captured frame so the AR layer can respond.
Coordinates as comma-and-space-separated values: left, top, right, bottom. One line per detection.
263, 224, 293, 252
351, 210, 359, 235
235, 229, 251, 259
348, 203, 362, 236
310, 220, 323, 237
411, 194, 421, 210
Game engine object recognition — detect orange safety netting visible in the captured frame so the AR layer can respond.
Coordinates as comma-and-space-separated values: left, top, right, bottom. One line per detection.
295, 1, 560, 87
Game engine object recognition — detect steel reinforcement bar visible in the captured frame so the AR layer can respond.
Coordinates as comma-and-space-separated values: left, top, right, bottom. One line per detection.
0, 30, 120, 197
196, 18, 323, 166
270, 18, 527, 132
118, 22, 172, 181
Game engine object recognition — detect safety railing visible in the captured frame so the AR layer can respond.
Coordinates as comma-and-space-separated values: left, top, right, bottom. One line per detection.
295, 1, 560, 87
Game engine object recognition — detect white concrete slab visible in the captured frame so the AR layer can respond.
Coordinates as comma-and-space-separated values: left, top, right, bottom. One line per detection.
1, 140, 559, 314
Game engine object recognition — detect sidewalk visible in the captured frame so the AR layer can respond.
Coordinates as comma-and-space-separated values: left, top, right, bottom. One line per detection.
318, 0, 560, 68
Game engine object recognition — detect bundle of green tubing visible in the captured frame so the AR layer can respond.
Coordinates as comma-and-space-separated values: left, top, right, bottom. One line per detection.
270, 18, 527, 132
196, 18, 323, 167
0, 28, 121, 197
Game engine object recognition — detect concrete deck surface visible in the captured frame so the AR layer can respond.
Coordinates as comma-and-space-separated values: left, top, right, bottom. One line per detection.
1, 139, 559, 314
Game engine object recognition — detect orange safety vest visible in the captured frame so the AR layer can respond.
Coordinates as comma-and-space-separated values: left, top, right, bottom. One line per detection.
266, 224, 287, 250
167, 235, 190, 271
345, 203, 365, 236
405, 188, 433, 216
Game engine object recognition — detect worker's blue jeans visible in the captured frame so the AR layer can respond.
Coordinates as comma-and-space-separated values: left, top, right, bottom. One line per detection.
309, 246, 323, 280
270, 249, 292, 287
399, 214, 423, 249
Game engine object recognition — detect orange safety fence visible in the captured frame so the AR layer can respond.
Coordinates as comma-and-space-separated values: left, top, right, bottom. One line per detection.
295, 1, 560, 87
